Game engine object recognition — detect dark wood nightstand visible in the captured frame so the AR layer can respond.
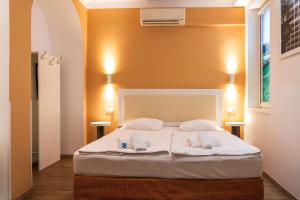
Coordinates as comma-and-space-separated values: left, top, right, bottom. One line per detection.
225, 122, 246, 138
90, 121, 111, 139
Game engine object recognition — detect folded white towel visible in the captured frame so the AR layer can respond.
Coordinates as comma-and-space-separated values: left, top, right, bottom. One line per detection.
79, 129, 171, 155
117, 138, 133, 149
197, 133, 221, 149
171, 131, 261, 156
187, 136, 202, 148
130, 133, 151, 151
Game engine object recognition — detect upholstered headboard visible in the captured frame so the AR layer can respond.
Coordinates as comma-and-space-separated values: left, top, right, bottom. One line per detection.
118, 89, 223, 126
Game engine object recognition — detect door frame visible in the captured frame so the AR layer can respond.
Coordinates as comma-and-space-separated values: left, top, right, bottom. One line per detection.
0, 0, 11, 199
30, 52, 39, 186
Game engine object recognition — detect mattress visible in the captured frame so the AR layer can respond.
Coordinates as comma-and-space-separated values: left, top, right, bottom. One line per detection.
74, 127, 262, 179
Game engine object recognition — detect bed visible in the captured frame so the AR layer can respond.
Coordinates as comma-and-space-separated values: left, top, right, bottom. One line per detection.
73, 89, 263, 200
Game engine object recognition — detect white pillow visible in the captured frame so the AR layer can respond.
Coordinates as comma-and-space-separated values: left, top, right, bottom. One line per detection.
179, 119, 217, 132
125, 118, 164, 130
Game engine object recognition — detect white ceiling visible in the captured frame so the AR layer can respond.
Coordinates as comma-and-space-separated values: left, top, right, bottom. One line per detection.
79, 0, 244, 9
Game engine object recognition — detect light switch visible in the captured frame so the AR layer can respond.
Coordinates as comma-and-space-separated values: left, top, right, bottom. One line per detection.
227, 107, 236, 113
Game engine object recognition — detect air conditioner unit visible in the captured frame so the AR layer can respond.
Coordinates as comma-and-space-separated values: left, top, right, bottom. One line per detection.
140, 8, 185, 26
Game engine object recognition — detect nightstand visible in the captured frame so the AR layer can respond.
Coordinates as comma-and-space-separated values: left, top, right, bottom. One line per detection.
90, 121, 111, 139
225, 122, 246, 138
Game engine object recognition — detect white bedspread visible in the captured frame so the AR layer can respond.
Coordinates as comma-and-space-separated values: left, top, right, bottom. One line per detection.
74, 128, 263, 179
79, 128, 172, 155
171, 131, 261, 156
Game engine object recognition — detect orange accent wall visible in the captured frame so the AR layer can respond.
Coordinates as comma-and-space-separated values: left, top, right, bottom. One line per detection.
7, 5, 245, 198
73, 0, 88, 144
86, 8, 245, 143
9, 0, 33, 198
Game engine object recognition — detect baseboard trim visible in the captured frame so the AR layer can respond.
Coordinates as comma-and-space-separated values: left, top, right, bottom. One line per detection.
14, 188, 33, 200
60, 154, 73, 159
263, 172, 297, 200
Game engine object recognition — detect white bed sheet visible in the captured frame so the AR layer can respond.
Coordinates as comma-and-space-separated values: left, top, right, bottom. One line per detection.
74, 127, 263, 179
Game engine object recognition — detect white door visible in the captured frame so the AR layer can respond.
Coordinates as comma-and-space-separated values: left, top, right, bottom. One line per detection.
38, 53, 61, 171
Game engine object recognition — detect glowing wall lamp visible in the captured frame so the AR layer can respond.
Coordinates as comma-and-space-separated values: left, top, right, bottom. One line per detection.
106, 74, 112, 84
226, 55, 237, 74
103, 54, 116, 114
226, 84, 237, 103
226, 56, 238, 114
104, 54, 116, 75
229, 74, 235, 84
103, 52, 115, 83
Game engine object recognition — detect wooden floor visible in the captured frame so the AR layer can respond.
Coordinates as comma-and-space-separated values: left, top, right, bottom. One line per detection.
24, 158, 294, 200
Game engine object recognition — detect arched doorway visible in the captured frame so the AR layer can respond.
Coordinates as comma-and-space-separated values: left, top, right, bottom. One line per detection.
30, 0, 84, 180
5, 1, 84, 197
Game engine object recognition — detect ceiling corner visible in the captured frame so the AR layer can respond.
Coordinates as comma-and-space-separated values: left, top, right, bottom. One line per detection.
79, 0, 89, 8
234, 0, 255, 7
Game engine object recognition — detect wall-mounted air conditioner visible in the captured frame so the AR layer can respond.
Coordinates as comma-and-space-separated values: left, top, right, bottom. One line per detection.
140, 8, 185, 26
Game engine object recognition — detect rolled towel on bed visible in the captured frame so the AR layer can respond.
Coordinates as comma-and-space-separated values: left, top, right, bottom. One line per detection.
197, 133, 221, 149
130, 133, 151, 151
187, 136, 202, 148
117, 138, 133, 149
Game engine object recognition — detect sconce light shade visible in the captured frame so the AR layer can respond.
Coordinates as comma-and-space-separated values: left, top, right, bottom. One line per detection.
106, 74, 112, 84
229, 74, 235, 84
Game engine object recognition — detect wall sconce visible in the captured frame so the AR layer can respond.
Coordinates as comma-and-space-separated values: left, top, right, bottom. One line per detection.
229, 74, 235, 84
226, 56, 237, 114
106, 74, 112, 84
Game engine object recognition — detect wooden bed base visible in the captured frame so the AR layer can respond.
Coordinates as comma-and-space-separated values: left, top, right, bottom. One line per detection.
74, 175, 264, 200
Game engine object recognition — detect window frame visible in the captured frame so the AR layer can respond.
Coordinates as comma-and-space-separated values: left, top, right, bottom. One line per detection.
259, 3, 271, 108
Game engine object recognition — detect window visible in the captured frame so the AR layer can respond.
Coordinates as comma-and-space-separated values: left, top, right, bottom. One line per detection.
260, 6, 271, 105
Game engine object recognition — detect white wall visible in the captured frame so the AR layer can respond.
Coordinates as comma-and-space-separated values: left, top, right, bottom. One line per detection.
31, 2, 52, 53
0, 0, 10, 199
245, 0, 300, 199
32, 0, 84, 155
31, 1, 53, 165
245, 8, 260, 108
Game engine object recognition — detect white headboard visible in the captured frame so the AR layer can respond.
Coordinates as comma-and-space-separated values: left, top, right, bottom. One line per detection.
118, 89, 223, 126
